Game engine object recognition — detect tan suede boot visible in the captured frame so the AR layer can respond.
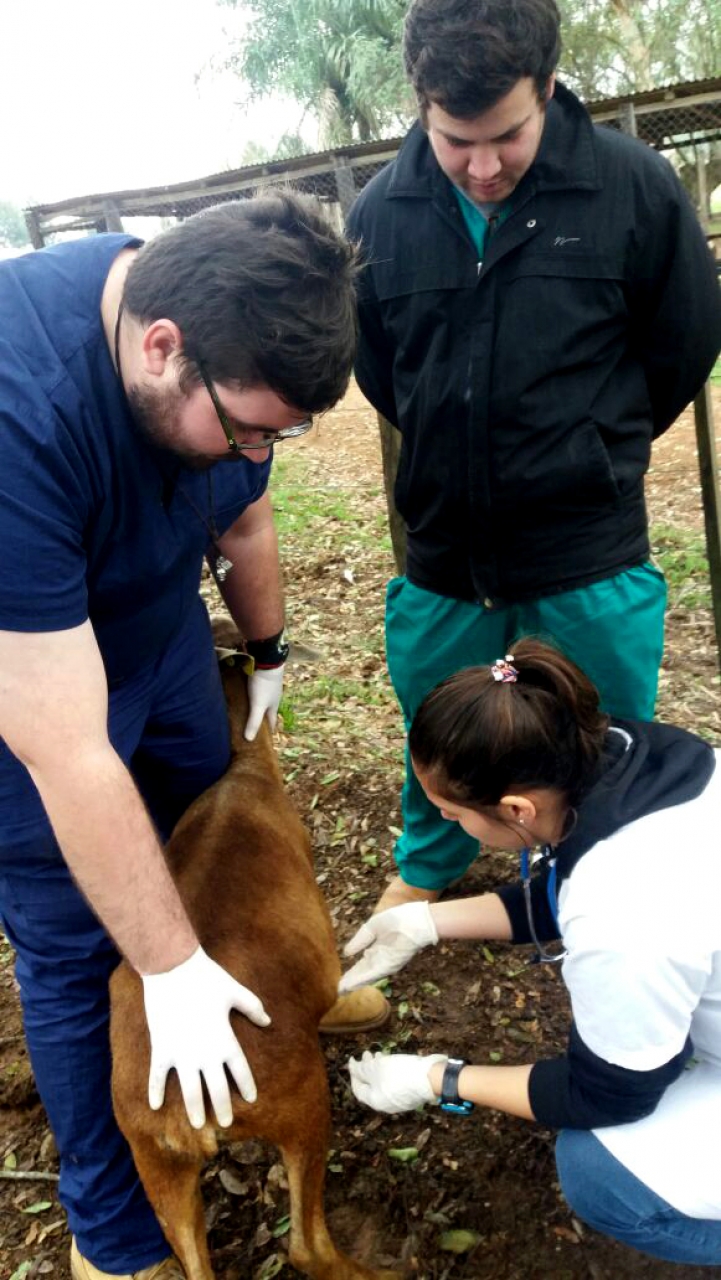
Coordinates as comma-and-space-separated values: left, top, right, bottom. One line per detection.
70, 1239, 185, 1280
318, 986, 391, 1034
373, 874, 442, 914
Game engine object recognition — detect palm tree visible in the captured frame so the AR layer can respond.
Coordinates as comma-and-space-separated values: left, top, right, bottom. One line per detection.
226, 0, 411, 147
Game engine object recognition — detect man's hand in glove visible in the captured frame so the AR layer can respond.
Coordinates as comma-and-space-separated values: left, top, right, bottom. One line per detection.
244, 665, 284, 741
142, 945, 271, 1130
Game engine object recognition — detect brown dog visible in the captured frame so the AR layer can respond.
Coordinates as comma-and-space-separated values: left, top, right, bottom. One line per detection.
110, 626, 397, 1280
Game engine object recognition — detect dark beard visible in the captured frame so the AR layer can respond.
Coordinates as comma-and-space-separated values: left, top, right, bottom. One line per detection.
126, 384, 243, 471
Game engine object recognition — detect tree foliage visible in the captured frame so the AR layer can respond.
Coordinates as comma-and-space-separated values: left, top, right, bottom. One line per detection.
238, 133, 308, 166
226, 0, 721, 152
0, 201, 30, 250
559, 0, 721, 98
222, 0, 413, 146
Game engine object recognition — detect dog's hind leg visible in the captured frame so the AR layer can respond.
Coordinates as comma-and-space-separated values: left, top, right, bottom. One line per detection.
277, 1055, 399, 1280
129, 1135, 213, 1280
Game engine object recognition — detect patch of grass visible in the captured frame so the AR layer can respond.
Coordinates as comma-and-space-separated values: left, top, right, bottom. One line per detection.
710, 356, 721, 387
277, 696, 297, 732
270, 455, 394, 552
353, 524, 393, 553
347, 630, 385, 657
278, 671, 399, 770
650, 523, 711, 610
270, 457, 353, 536
283, 674, 388, 720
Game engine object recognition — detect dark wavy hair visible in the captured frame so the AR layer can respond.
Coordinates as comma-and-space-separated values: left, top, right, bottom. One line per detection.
122, 190, 358, 415
403, 0, 561, 119
409, 638, 609, 811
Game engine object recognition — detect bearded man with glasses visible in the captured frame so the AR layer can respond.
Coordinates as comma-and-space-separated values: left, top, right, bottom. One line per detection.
0, 190, 388, 1280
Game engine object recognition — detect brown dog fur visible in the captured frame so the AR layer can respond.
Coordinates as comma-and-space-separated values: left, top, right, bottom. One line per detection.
110, 624, 396, 1280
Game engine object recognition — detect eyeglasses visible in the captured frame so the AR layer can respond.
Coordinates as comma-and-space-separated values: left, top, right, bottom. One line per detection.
197, 363, 313, 453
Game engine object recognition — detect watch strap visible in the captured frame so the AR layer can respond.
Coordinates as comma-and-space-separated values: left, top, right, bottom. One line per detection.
440, 1057, 474, 1114
245, 631, 290, 669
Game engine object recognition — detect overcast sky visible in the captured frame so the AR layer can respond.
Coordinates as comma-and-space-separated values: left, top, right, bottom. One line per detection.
0, 0, 306, 208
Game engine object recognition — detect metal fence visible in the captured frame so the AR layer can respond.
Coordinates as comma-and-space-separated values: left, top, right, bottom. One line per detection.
591, 79, 721, 240
24, 77, 721, 249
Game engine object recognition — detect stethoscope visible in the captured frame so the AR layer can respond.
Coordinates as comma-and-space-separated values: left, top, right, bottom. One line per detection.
520, 844, 568, 965
516, 728, 632, 964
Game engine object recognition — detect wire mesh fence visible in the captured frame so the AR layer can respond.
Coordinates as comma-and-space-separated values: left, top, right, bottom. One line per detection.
24, 79, 721, 249
592, 84, 721, 245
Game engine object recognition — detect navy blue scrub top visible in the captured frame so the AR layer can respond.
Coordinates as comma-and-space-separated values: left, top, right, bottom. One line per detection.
0, 233, 271, 685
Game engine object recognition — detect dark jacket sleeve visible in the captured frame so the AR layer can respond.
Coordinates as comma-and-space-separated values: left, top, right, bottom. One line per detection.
628, 155, 721, 439
528, 1021, 693, 1129
346, 201, 399, 428
496, 867, 561, 945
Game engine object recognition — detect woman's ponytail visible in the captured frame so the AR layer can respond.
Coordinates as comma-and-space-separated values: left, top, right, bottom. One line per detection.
409, 638, 609, 809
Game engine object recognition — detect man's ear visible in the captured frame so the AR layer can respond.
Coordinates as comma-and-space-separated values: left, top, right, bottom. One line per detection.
543, 73, 556, 104
141, 319, 182, 378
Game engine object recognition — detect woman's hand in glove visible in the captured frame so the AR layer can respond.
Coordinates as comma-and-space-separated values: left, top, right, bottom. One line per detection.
142, 946, 270, 1130
339, 901, 439, 993
349, 1050, 448, 1114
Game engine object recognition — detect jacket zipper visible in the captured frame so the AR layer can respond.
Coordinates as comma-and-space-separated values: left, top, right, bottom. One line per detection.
478, 212, 501, 275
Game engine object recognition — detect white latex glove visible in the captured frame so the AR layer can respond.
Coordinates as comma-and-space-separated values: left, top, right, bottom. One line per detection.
142, 945, 270, 1130
339, 901, 439, 993
349, 1050, 448, 1114
244, 665, 285, 741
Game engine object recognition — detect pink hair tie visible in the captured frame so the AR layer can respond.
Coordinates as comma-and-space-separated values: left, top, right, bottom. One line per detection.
491, 654, 518, 683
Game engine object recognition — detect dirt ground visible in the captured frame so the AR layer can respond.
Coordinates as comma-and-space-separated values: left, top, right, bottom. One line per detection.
1, 383, 720, 1280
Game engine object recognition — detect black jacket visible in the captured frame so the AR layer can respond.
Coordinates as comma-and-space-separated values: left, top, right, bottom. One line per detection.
347, 84, 721, 604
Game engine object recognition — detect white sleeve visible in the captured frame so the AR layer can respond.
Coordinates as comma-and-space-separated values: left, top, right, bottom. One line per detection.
559, 818, 711, 1071
562, 939, 706, 1070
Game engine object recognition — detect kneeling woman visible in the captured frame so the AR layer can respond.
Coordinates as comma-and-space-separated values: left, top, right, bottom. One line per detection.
342, 640, 721, 1266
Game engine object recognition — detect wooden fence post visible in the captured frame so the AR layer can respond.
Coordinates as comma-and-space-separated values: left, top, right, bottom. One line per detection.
24, 209, 44, 249
694, 382, 721, 668
377, 413, 406, 575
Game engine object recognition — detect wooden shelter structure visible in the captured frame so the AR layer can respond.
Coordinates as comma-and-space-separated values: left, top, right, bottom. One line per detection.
23, 76, 721, 245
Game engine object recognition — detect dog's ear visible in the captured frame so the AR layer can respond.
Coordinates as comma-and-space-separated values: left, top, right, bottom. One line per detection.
211, 615, 244, 653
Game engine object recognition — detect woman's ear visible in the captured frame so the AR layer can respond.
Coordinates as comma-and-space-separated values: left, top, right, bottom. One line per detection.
499, 794, 537, 828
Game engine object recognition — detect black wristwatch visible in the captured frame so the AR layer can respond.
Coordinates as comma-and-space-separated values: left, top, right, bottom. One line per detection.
439, 1057, 474, 1115
245, 631, 290, 669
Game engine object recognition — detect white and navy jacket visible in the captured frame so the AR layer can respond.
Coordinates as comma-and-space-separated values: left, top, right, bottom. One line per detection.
497, 720, 719, 1131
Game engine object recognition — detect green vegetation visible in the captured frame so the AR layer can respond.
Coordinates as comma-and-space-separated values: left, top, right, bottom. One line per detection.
0, 200, 30, 250
272, 474, 352, 535
270, 455, 392, 552
224, 0, 721, 150
287, 672, 386, 711
278, 665, 395, 766
268, 448, 399, 777
650, 523, 711, 610
221, 0, 411, 147
560, 0, 720, 97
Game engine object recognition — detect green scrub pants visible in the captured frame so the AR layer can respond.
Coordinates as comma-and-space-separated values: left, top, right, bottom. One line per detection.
385, 563, 667, 890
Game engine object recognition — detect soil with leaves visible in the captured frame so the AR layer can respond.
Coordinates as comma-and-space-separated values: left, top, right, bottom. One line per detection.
1, 382, 720, 1280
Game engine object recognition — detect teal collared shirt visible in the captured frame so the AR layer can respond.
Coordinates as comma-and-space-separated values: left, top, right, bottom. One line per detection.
452, 184, 509, 259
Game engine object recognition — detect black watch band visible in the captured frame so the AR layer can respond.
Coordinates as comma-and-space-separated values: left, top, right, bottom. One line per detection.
440, 1057, 474, 1115
245, 631, 290, 669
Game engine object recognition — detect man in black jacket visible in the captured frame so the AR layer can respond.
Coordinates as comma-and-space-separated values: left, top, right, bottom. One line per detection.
346, 0, 721, 912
